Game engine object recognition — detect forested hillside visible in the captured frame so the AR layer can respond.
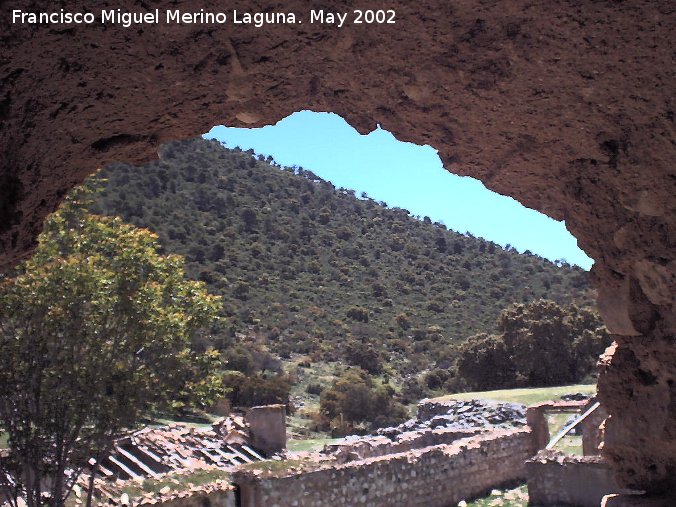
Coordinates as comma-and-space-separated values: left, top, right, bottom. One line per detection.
89, 138, 592, 378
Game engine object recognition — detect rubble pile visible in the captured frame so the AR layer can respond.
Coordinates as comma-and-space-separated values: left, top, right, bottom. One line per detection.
80, 474, 235, 507
312, 398, 529, 469
560, 392, 592, 402
376, 399, 526, 439
93, 416, 265, 482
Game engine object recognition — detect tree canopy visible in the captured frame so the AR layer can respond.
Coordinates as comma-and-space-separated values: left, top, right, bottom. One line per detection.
456, 300, 611, 390
0, 189, 223, 507
318, 368, 408, 435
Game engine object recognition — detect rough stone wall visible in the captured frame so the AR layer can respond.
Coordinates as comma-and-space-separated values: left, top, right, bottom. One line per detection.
246, 405, 287, 455
1, 0, 674, 494
581, 403, 607, 456
526, 451, 623, 507
151, 489, 236, 507
323, 427, 481, 460
598, 341, 676, 494
525, 400, 605, 457
234, 429, 532, 507
602, 493, 674, 507
526, 405, 551, 452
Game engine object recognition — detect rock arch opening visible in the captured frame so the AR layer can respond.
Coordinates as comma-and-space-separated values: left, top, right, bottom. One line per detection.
1, 0, 674, 498
205, 110, 594, 269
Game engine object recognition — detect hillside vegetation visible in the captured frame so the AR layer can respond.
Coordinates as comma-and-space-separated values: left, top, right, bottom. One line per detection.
90, 138, 590, 358
88, 139, 601, 424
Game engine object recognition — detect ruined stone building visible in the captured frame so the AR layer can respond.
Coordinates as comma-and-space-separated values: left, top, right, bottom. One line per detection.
90, 399, 628, 507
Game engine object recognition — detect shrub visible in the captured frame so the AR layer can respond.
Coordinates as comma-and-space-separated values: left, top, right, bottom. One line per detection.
346, 306, 369, 323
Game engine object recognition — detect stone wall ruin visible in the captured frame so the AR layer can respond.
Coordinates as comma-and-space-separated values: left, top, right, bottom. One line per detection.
526, 451, 624, 507
526, 399, 607, 456
234, 429, 533, 507
246, 405, 287, 456
1, 0, 674, 497
127, 397, 626, 507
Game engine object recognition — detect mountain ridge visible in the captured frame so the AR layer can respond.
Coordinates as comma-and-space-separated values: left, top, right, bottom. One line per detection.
89, 138, 593, 371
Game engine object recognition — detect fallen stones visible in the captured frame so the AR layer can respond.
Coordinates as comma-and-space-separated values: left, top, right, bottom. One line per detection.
408, 398, 526, 431
560, 393, 591, 402
348, 398, 528, 446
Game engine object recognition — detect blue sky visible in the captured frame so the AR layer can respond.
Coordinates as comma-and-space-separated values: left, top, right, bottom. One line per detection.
205, 111, 593, 270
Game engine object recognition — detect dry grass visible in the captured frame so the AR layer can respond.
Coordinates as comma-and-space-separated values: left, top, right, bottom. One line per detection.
433, 384, 596, 406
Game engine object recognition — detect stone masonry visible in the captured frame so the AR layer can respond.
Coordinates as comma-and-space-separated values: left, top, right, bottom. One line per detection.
234, 429, 533, 507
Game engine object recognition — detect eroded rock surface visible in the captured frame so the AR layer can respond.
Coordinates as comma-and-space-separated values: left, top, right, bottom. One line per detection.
1, 0, 674, 495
